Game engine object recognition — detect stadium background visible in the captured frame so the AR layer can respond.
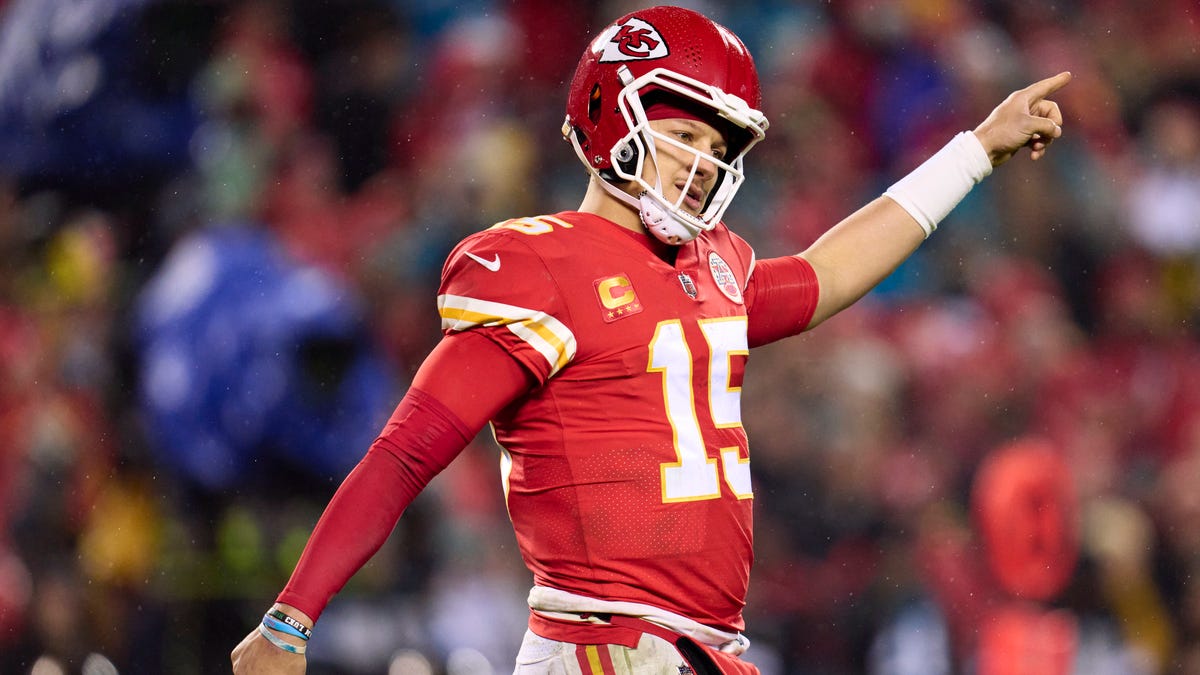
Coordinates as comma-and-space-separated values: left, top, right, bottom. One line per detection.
0, 0, 1198, 673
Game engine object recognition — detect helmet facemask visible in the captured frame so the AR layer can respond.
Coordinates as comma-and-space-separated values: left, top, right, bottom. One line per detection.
568, 65, 768, 245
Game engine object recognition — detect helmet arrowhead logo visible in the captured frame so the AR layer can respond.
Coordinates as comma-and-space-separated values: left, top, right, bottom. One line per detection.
596, 18, 669, 62
615, 25, 660, 57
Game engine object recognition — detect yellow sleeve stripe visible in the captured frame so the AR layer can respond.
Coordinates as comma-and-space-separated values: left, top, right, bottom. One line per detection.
437, 294, 576, 376
536, 214, 575, 230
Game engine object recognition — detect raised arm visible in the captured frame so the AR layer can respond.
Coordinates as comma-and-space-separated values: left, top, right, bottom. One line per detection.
799, 72, 1071, 328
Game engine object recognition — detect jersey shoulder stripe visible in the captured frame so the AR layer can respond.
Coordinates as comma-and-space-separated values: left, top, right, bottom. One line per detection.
437, 293, 577, 376
486, 214, 576, 236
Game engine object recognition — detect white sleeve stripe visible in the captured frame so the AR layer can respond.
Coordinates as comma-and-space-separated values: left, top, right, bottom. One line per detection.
436, 294, 577, 376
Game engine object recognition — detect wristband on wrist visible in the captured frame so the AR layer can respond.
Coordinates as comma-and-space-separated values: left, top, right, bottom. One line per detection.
263, 614, 310, 641
258, 623, 307, 655
883, 131, 993, 238
267, 608, 313, 640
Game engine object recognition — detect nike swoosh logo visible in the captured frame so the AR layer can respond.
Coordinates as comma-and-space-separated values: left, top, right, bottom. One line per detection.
464, 251, 501, 272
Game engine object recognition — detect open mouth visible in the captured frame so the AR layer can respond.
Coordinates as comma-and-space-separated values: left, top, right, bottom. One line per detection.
679, 183, 705, 212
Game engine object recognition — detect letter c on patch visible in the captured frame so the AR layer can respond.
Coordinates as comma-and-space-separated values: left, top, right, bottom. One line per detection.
596, 275, 635, 309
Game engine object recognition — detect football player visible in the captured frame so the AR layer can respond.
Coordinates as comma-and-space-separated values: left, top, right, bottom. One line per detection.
233, 5, 1069, 674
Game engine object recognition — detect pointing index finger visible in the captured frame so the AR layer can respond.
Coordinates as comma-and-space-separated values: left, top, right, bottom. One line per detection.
1023, 71, 1073, 102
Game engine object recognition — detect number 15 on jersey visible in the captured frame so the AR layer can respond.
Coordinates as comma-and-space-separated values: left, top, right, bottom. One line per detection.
648, 317, 753, 503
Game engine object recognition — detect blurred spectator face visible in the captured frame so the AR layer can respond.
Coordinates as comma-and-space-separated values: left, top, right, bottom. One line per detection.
1127, 97, 1200, 256
1145, 99, 1200, 169
1155, 449, 1200, 559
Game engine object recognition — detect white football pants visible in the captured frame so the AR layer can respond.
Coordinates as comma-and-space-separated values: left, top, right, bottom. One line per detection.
513, 629, 692, 675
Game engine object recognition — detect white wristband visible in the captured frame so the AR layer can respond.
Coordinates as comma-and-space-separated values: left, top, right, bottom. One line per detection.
883, 131, 993, 238
259, 623, 307, 655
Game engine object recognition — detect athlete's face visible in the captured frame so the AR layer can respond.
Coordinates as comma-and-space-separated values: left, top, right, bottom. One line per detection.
640, 118, 728, 215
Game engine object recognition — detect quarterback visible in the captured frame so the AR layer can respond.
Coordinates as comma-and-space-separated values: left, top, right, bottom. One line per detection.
233, 5, 1070, 674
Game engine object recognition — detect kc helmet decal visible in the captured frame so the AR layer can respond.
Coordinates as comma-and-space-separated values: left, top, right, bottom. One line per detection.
596, 17, 669, 63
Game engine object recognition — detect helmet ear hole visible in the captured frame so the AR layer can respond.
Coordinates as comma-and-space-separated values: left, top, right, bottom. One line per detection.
588, 83, 603, 124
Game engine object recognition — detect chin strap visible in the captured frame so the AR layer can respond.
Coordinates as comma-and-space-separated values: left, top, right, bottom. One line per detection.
639, 192, 702, 245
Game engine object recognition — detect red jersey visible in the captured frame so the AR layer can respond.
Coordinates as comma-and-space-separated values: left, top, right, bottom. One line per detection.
437, 211, 817, 632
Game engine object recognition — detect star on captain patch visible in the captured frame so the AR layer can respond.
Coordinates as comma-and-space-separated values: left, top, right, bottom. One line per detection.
594, 274, 644, 322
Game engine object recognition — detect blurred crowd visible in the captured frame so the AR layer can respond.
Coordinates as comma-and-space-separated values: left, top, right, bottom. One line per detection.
0, 0, 1197, 673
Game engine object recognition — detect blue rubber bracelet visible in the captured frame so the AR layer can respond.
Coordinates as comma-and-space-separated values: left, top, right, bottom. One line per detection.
263, 614, 310, 641
267, 608, 313, 639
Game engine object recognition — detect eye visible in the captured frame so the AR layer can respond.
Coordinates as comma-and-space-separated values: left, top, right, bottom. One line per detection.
712, 147, 726, 161
675, 130, 694, 143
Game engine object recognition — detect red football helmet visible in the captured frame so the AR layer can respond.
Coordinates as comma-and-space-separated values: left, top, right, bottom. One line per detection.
563, 6, 769, 244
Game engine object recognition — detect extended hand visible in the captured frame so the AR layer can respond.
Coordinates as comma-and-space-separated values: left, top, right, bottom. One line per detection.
973, 72, 1072, 167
